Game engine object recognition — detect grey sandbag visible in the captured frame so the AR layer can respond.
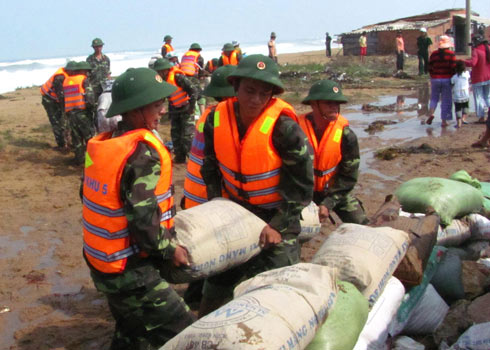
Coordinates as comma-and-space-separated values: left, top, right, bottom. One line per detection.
431, 249, 465, 302
395, 177, 483, 226
306, 281, 369, 350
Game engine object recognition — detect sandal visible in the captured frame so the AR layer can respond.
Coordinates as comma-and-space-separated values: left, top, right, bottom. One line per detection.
426, 115, 434, 125
471, 141, 485, 148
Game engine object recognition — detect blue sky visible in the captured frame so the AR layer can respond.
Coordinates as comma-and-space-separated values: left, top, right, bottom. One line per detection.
1, 0, 489, 61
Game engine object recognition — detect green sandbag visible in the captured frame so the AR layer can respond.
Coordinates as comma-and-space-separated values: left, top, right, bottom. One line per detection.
481, 182, 490, 211
306, 281, 369, 350
449, 170, 481, 189
395, 177, 483, 226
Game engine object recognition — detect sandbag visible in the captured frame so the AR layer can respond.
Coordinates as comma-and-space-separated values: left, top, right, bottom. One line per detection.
448, 322, 490, 350
467, 214, 490, 241
162, 263, 338, 350
312, 224, 409, 305
298, 202, 321, 243
392, 336, 425, 350
481, 182, 490, 211
159, 198, 266, 283
437, 219, 471, 247
353, 277, 405, 350
431, 250, 465, 302
449, 170, 482, 190
395, 177, 484, 226
306, 281, 369, 350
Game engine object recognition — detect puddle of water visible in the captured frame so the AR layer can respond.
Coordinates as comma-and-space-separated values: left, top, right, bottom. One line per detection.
20, 226, 35, 235
1, 308, 22, 349
0, 236, 27, 258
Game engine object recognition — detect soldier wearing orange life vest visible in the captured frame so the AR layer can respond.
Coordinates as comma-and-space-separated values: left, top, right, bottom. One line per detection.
153, 58, 199, 163
180, 43, 204, 78
218, 43, 241, 66
161, 34, 174, 58
198, 54, 314, 316
299, 79, 368, 225
40, 62, 70, 151
82, 67, 195, 349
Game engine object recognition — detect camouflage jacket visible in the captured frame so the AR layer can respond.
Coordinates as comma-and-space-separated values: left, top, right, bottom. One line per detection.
86, 53, 111, 87
169, 73, 200, 113
201, 101, 314, 235
86, 123, 176, 292
313, 124, 361, 210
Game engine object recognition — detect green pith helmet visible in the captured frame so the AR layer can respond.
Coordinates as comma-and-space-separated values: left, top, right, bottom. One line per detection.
76, 61, 92, 70
163, 35, 173, 42
153, 58, 173, 71
65, 61, 78, 71
222, 43, 234, 52
91, 38, 104, 47
189, 43, 202, 50
271, 32, 276, 37
203, 65, 236, 98
106, 68, 177, 118
227, 54, 284, 94
302, 79, 348, 105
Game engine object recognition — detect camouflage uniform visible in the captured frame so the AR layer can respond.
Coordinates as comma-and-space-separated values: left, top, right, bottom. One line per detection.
168, 74, 200, 162
310, 119, 368, 224
85, 122, 195, 349
200, 102, 314, 300
41, 74, 68, 147
67, 78, 96, 165
86, 53, 111, 100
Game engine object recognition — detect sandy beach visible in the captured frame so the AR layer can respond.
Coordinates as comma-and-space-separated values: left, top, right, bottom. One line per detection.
0, 49, 489, 349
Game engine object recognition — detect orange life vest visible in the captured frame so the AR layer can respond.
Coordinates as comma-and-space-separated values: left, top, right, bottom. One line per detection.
213, 97, 296, 209
297, 114, 349, 192
180, 50, 201, 76
206, 59, 217, 73
40, 68, 68, 101
82, 129, 175, 274
63, 74, 87, 112
166, 67, 190, 108
221, 51, 239, 66
163, 43, 174, 53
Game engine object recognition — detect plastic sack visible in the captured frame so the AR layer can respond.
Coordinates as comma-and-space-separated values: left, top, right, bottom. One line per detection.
393, 336, 425, 350
306, 281, 369, 350
395, 177, 483, 226
431, 250, 465, 302
467, 214, 490, 241
448, 322, 490, 350
298, 202, 321, 243
437, 219, 471, 246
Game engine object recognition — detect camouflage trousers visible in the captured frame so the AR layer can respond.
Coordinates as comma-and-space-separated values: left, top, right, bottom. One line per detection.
41, 95, 67, 147
202, 234, 300, 300
332, 192, 369, 225
169, 107, 195, 161
67, 110, 95, 165
105, 279, 196, 350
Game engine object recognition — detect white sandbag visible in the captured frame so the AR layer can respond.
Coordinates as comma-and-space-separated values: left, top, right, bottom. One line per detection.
353, 277, 405, 350
402, 284, 449, 335
448, 322, 490, 350
161, 198, 266, 283
437, 220, 471, 247
312, 224, 409, 305
298, 202, 321, 243
477, 258, 490, 268
162, 263, 338, 350
467, 214, 490, 241
393, 336, 425, 350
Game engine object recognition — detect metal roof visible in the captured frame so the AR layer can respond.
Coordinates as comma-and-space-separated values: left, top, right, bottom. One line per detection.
453, 14, 490, 26
344, 19, 449, 35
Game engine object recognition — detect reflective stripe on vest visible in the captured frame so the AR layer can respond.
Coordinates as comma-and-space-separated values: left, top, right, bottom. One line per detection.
40, 68, 67, 101
166, 67, 190, 108
83, 129, 175, 274
180, 50, 200, 76
213, 97, 296, 208
63, 74, 87, 112
298, 114, 349, 192
221, 51, 238, 66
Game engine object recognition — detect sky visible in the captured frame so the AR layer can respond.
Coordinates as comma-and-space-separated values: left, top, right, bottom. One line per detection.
1, 0, 490, 62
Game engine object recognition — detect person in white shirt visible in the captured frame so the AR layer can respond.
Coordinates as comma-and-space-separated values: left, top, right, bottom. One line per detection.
450, 60, 470, 128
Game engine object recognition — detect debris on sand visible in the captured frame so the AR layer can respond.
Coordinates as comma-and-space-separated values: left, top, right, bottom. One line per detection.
362, 103, 418, 113
376, 143, 437, 160
365, 120, 398, 134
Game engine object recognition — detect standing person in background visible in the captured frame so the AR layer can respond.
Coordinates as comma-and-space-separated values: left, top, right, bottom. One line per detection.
298, 80, 368, 225
396, 31, 405, 72
198, 54, 313, 316
426, 35, 456, 127
417, 28, 432, 75
359, 31, 367, 63
161, 35, 174, 58
86, 38, 111, 101
218, 43, 241, 66
445, 29, 455, 51
325, 32, 332, 57
451, 60, 471, 128
63, 62, 96, 165
82, 67, 196, 349
96, 79, 122, 133
40, 62, 70, 152
153, 58, 199, 163
268, 32, 278, 63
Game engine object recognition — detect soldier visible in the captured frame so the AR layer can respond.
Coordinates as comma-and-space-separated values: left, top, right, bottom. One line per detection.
161, 34, 174, 58
180, 43, 204, 78
86, 37, 111, 101
232, 40, 242, 56
153, 58, 199, 163
218, 43, 241, 66
204, 58, 218, 75
82, 67, 196, 349
298, 80, 368, 225
268, 32, 278, 63
40, 62, 70, 151
199, 54, 314, 316
63, 61, 96, 165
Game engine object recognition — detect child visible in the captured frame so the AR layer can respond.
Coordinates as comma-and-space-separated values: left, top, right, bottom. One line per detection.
450, 60, 470, 128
